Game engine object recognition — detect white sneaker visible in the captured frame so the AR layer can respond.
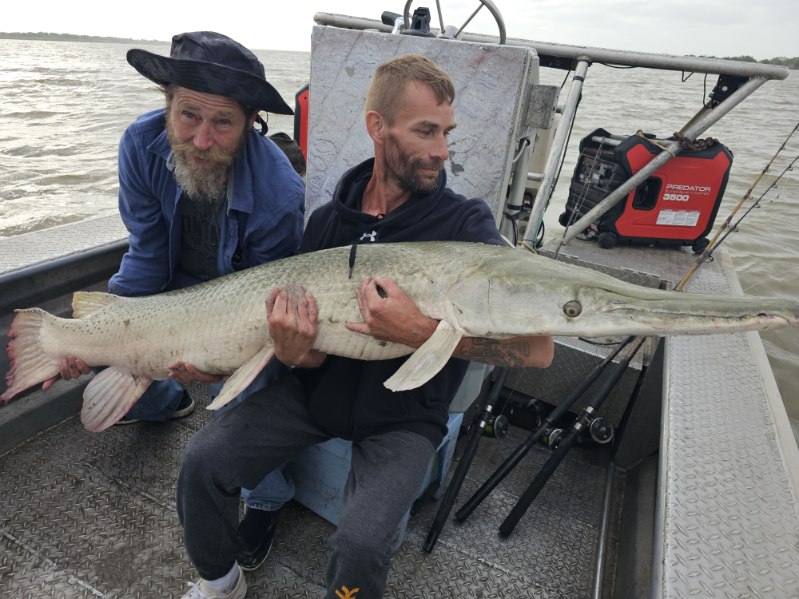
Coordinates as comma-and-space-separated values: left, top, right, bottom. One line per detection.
181, 565, 247, 599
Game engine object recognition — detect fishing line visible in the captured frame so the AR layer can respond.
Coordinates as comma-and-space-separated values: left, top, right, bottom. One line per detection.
709, 153, 799, 255
677, 121, 799, 290
712, 150, 799, 294
732, 152, 797, 217
741, 263, 799, 294
553, 135, 609, 259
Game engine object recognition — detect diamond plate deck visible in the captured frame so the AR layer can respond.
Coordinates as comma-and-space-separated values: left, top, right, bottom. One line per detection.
658, 255, 799, 599
0, 384, 610, 598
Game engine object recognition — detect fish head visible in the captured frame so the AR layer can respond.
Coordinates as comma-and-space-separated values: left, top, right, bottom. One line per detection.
568, 283, 799, 337
446, 246, 798, 339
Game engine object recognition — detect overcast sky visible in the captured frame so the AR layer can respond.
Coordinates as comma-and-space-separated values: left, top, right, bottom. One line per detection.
3, 0, 795, 60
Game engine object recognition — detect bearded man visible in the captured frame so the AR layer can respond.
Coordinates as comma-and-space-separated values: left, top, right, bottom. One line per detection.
50, 31, 305, 573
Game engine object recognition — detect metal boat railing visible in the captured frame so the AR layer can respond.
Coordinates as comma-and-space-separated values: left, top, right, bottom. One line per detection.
313, 11, 789, 248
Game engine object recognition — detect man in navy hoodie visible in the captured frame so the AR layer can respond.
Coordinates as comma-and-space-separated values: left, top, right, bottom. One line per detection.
176, 54, 554, 599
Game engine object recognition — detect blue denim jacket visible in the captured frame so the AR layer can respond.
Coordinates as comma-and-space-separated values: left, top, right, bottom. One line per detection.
109, 109, 305, 296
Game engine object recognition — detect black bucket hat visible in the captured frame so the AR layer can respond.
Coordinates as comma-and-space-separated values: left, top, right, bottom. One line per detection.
127, 31, 293, 115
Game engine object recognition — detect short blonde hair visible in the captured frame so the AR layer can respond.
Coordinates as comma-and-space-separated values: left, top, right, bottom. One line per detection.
365, 54, 455, 124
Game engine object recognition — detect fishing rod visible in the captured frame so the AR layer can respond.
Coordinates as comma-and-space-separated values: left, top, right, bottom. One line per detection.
453, 122, 799, 539
706, 153, 799, 257
454, 336, 632, 523
423, 367, 509, 552
499, 336, 645, 536
677, 120, 799, 290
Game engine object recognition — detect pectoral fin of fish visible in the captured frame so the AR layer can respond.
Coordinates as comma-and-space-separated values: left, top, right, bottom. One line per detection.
81, 368, 152, 432
206, 346, 275, 411
384, 320, 463, 392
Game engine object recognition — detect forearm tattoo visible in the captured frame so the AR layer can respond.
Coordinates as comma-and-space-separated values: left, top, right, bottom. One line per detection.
455, 337, 533, 367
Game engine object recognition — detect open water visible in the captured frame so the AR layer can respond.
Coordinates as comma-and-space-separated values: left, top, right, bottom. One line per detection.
1, 38, 797, 438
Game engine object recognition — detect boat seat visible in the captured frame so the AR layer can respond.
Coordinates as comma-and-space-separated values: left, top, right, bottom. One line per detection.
303, 24, 542, 223
286, 363, 489, 529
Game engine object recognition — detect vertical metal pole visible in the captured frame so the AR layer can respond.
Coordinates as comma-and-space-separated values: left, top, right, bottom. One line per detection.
523, 59, 590, 246
501, 126, 535, 241
592, 462, 616, 599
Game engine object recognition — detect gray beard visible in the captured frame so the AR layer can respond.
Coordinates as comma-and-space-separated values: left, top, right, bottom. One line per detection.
173, 153, 228, 202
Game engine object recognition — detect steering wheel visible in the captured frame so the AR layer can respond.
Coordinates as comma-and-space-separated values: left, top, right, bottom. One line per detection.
403, 0, 507, 44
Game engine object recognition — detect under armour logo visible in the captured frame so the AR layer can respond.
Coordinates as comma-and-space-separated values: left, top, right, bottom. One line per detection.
360, 230, 378, 242
335, 585, 360, 599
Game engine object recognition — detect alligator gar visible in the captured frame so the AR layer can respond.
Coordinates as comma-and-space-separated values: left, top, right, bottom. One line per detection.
3, 241, 797, 432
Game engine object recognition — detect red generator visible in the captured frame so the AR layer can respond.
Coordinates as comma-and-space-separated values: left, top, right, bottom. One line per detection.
293, 83, 310, 162
560, 128, 733, 253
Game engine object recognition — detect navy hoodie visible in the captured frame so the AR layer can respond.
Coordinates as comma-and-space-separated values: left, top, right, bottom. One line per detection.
295, 158, 503, 447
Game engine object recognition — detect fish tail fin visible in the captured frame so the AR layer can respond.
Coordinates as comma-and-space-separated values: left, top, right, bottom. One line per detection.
1, 308, 61, 403
80, 368, 152, 432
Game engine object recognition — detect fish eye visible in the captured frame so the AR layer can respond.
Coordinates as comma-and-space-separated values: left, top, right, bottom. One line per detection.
563, 300, 582, 318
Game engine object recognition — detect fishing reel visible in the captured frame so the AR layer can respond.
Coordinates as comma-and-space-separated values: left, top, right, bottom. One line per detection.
541, 417, 614, 449
483, 413, 509, 438
541, 427, 564, 449
588, 417, 614, 444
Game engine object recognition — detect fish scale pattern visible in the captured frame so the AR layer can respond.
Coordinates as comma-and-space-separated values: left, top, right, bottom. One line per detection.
44, 243, 477, 378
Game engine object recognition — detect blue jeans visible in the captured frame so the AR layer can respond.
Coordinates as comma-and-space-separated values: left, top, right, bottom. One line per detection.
126, 360, 294, 511
123, 378, 185, 420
